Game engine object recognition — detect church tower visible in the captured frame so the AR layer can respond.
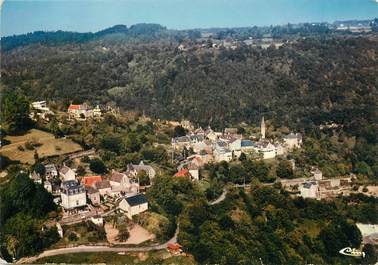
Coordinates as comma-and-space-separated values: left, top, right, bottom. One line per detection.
261, 116, 266, 139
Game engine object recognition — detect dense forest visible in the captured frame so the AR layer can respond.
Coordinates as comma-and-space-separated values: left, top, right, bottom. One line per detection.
0, 171, 59, 260
1, 27, 377, 129
2, 26, 377, 179
179, 185, 377, 265
1, 24, 378, 264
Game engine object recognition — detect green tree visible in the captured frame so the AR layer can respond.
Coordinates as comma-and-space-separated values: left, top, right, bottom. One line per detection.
76, 165, 86, 176
124, 132, 142, 153
1, 91, 32, 135
354, 161, 373, 177
116, 224, 130, 242
276, 160, 294, 179
362, 244, 377, 265
239, 152, 247, 161
173, 126, 186, 137
137, 170, 150, 186
34, 163, 46, 176
89, 158, 107, 174
47, 118, 62, 137
319, 219, 362, 256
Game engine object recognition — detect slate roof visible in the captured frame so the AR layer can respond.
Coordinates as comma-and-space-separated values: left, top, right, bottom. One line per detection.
284, 133, 302, 139
303, 181, 317, 189
110, 171, 125, 183
125, 194, 148, 207
173, 136, 190, 143
86, 186, 99, 194
61, 180, 85, 195
45, 164, 57, 172
60, 166, 72, 175
241, 140, 255, 147
95, 180, 111, 190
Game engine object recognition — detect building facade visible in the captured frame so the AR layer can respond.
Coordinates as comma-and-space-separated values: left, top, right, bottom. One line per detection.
61, 180, 87, 209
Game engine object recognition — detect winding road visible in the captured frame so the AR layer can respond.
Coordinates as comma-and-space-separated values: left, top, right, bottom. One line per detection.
208, 188, 228, 205
17, 225, 179, 264
17, 185, 230, 263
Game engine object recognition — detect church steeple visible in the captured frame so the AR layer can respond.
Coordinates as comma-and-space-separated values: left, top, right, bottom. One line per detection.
261, 116, 266, 139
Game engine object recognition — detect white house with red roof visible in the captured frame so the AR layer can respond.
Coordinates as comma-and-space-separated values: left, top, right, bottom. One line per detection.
68, 103, 93, 119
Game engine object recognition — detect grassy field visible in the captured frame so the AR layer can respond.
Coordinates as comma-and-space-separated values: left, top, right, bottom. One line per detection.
34, 250, 197, 264
0, 129, 82, 164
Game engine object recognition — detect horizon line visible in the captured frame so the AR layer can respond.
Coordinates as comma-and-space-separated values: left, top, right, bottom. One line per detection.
2, 16, 377, 38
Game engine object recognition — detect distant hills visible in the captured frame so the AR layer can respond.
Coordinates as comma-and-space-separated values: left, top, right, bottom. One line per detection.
1, 23, 169, 51
2, 19, 377, 51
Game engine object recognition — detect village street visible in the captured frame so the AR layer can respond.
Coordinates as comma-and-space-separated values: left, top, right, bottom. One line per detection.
18, 187, 231, 264
17, 225, 179, 264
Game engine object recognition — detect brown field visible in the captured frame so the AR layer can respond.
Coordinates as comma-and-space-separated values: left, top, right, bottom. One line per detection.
0, 129, 82, 164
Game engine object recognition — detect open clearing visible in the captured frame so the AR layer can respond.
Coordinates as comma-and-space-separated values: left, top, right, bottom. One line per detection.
105, 223, 155, 245
0, 129, 82, 164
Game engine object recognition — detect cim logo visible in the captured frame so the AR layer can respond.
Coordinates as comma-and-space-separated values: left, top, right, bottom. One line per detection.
339, 247, 365, 258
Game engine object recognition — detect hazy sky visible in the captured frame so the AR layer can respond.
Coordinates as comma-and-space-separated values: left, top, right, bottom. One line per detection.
1, 0, 378, 36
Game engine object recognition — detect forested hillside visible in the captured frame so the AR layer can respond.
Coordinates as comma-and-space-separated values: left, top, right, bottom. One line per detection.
2, 33, 377, 130
2, 29, 377, 178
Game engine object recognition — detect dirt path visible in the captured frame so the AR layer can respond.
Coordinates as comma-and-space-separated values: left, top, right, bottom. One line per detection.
208, 188, 227, 205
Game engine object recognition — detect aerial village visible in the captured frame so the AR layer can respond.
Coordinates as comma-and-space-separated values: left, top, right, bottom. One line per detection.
1, 90, 377, 262
27, 100, 370, 224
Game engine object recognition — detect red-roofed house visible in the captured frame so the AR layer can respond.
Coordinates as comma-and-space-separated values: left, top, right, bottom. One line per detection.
174, 168, 190, 178
68, 103, 93, 119
81, 175, 102, 187
68, 104, 81, 111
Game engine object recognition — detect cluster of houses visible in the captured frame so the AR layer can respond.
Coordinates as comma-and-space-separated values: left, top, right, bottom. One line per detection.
30, 100, 121, 122
171, 118, 302, 174
67, 102, 120, 120
177, 34, 287, 52
30, 161, 155, 219
169, 118, 302, 181
67, 103, 102, 120
281, 168, 353, 200
30, 101, 54, 121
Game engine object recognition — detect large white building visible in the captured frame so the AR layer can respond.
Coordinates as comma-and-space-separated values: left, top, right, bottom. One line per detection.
299, 181, 319, 199
213, 141, 233, 162
283, 133, 302, 150
119, 194, 148, 219
61, 180, 87, 209
31, 101, 49, 111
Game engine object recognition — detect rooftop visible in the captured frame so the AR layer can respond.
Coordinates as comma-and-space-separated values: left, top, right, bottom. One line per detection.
95, 180, 111, 189
68, 104, 81, 110
284, 133, 302, 139
125, 193, 148, 207
82, 175, 102, 187
86, 186, 99, 194
241, 139, 255, 147
175, 168, 190, 177
60, 165, 73, 175
110, 171, 126, 183
62, 180, 85, 195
